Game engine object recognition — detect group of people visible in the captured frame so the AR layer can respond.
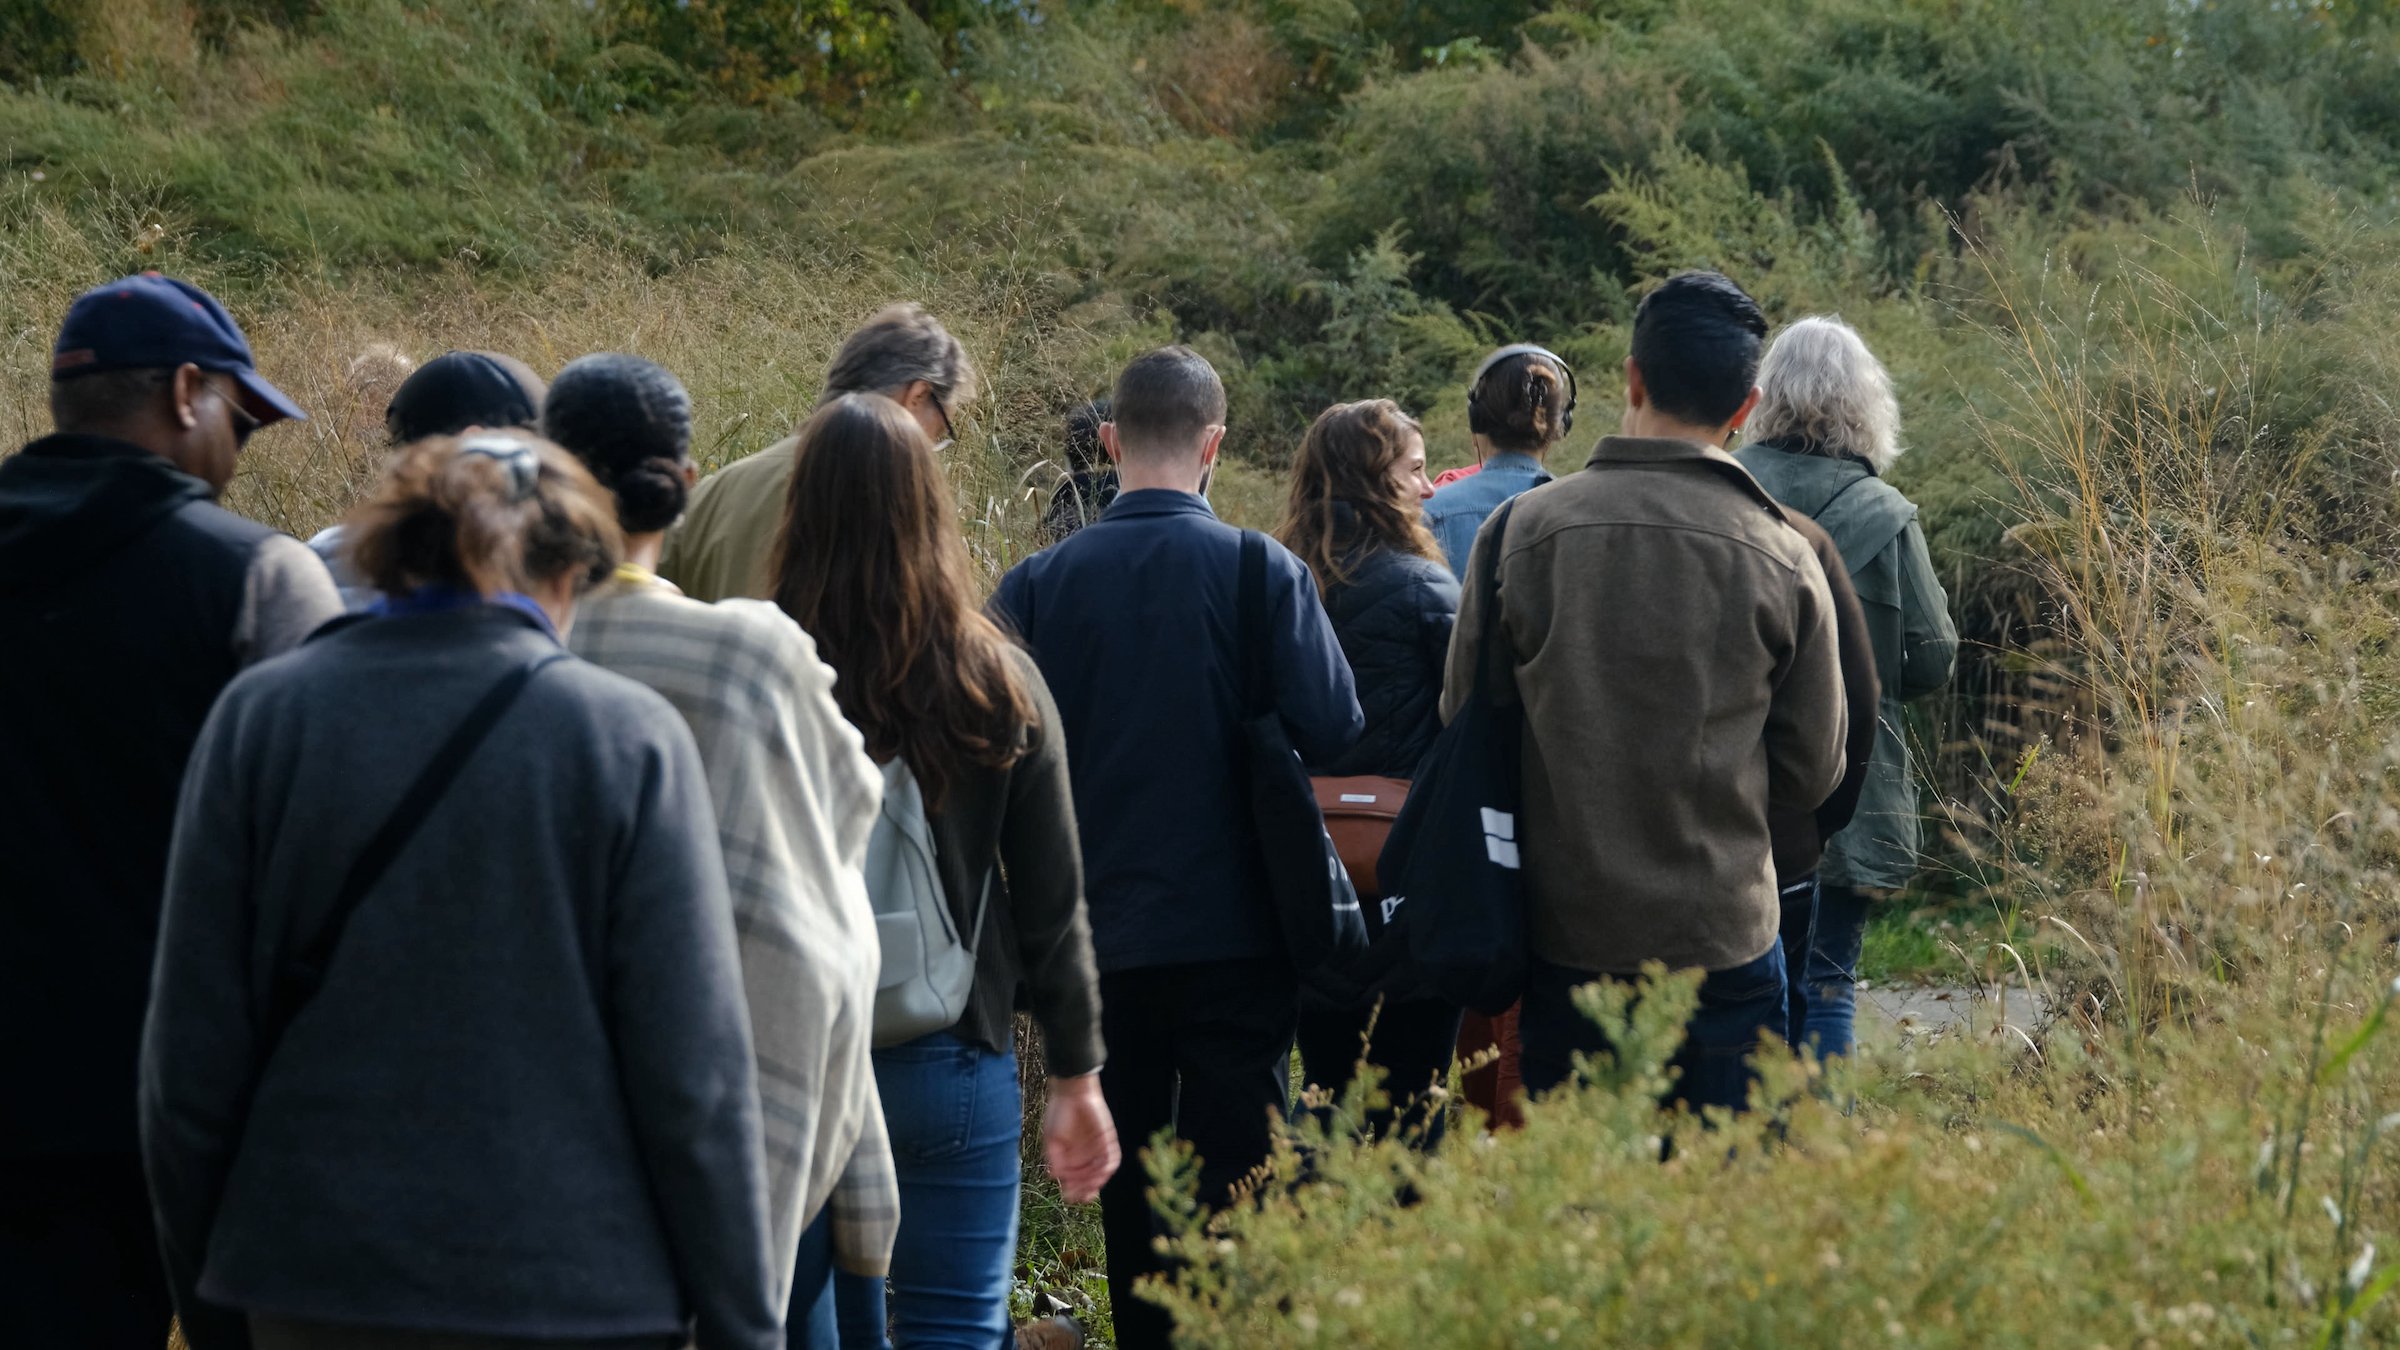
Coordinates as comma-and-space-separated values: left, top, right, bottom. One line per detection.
0, 265, 1955, 1350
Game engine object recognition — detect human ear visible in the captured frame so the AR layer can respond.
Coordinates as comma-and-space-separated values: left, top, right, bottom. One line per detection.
1725, 386, 1763, 432
1622, 357, 1647, 411
1199, 425, 1226, 466
1099, 422, 1124, 466
172, 363, 207, 429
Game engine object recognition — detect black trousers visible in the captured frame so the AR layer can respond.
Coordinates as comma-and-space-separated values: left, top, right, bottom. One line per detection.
1097, 957, 1297, 1350
0, 1153, 174, 1350
1295, 996, 1466, 1147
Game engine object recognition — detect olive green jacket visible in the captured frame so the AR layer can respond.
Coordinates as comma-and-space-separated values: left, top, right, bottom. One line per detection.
659, 437, 798, 603
1734, 441, 1959, 890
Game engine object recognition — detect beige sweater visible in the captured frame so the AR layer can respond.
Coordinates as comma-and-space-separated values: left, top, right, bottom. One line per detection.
570, 573, 897, 1287
1442, 436, 1847, 975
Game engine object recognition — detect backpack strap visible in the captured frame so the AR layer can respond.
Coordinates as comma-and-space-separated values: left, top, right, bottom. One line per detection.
1475, 498, 1521, 701
264, 651, 567, 1051
1238, 529, 1269, 718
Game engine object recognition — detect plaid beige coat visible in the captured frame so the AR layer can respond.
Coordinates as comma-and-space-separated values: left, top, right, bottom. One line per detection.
571, 572, 898, 1289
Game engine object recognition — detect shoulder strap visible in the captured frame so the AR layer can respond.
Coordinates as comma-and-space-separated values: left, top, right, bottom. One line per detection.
1474, 497, 1520, 702
895, 755, 1000, 961
1238, 529, 1268, 717
265, 651, 568, 1044
1814, 473, 1918, 574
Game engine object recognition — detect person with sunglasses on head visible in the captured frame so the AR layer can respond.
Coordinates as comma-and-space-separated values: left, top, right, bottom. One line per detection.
0, 273, 344, 1350
660, 303, 972, 603
141, 432, 783, 1350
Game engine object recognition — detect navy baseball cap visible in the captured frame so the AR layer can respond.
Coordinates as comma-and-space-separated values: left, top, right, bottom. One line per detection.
50, 272, 305, 424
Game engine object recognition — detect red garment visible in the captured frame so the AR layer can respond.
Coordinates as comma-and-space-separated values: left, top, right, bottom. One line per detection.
1431, 463, 1483, 488
1456, 1003, 1524, 1129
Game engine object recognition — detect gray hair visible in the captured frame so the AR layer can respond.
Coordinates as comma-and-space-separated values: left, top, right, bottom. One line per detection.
822, 302, 975, 410
1749, 315, 1902, 472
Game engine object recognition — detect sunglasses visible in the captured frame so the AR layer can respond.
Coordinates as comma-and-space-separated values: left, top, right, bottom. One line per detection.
208, 375, 263, 448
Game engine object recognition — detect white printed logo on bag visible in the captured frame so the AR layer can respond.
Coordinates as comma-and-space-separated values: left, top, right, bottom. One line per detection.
1480, 807, 1520, 870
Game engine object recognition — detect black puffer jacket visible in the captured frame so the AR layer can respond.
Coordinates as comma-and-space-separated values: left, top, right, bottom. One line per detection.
1309, 539, 1460, 779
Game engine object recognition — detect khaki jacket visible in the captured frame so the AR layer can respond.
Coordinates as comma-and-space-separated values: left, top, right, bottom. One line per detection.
659, 437, 797, 602
1442, 436, 1848, 975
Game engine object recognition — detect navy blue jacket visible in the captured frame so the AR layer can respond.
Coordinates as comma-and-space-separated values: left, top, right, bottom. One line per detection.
993, 490, 1362, 974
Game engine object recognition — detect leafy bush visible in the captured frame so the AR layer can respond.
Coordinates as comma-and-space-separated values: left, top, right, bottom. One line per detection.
1152, 964, 2400, 1346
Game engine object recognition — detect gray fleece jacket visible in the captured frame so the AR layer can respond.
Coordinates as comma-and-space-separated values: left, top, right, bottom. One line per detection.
139, 604, 780, 1350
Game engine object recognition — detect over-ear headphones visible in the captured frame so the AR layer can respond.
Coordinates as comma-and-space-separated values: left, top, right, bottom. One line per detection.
1466, 343, 1578, 439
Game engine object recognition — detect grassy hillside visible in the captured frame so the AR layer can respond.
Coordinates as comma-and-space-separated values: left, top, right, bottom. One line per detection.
9, 0, 2400, 1342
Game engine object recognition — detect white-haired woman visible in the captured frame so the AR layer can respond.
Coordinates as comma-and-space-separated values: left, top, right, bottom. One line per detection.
1735, 316, 1958, 1057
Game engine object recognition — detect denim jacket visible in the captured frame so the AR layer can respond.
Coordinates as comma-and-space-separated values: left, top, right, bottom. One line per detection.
1423, 451, 1554, 576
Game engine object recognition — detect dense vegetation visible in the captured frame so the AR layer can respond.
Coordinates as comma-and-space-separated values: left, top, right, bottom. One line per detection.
9, 0, 2400, 1343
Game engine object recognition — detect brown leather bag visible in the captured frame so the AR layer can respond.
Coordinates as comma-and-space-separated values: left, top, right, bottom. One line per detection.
1310, 775, 1411, 900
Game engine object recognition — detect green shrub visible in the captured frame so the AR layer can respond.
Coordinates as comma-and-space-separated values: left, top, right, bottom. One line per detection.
1152, 965, 2400, 1346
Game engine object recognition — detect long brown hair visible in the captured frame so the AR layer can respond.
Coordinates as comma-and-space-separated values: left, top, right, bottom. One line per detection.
1274, 399, 1441, 592
768, 393, 1033, 808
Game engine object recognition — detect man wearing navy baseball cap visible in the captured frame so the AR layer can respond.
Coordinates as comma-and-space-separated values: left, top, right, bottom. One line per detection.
0, 274, 342, 1349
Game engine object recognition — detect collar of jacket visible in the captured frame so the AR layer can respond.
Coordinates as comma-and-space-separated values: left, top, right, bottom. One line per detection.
1479, 449, 1549, 478
1756, 431, 1880, 475
21, 431, 176, 463
0, 432, 215, 595
1585, 434, 1787, 514
1099, 487, 1217, 521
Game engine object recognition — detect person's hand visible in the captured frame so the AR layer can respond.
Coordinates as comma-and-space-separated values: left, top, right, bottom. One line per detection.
1042, 1072, 1120, 1204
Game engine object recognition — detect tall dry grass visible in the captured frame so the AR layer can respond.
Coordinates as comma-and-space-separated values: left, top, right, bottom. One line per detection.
0, 198, 1157, 570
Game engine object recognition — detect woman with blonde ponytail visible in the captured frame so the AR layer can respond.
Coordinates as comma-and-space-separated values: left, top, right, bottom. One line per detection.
140, 432, 784, 1350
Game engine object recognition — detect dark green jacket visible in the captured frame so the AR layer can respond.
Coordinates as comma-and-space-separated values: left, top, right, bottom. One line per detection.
1735, 441, 1959, 889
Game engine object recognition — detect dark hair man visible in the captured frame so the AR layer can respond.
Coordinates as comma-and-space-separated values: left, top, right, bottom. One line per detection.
308, 349, 548, 605
1035, 396, 1116, 547
990, 346, 1362, 1350
660, 302, 973, 601
0, 274, 343, 1348
1443, 270, 1849, 1115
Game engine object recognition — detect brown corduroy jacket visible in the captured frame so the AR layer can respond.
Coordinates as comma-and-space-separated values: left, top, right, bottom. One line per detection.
1442, 435, 1849, 975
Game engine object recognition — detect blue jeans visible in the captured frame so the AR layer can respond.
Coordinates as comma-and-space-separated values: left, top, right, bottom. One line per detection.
789, 1209, 885, 1349
1795, 883, 1869, 1057
1517, 941, 1789, 1113
821, 1033, 1022, 1350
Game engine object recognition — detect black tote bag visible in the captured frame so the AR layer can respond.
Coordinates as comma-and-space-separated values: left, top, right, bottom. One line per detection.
1237, 530, 1369, 994
1373, 497, 1529, 1014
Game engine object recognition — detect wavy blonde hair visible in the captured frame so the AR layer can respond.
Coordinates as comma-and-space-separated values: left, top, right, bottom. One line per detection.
1749, 315, 1902, 472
